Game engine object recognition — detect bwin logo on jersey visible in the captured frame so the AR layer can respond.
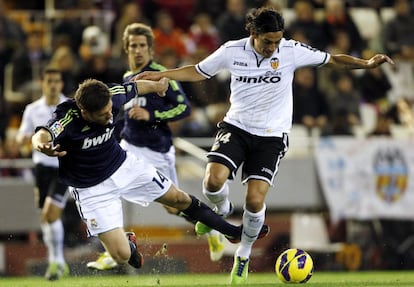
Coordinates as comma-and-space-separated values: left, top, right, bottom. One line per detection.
82, 127, 114, 149
235, 75, 281, 83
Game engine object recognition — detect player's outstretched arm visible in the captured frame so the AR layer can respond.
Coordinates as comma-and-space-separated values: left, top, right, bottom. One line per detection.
134, 77, 169, 96
327, 53, 394, 69
32, 128, 67, 157
137, 65, 206, 82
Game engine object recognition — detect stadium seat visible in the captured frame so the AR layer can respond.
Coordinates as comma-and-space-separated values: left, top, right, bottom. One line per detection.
286, 124, 312, 158
290, 213, 344, 253
380, 7, 396, 24
349, 8, 381, 41
281, 8, 296, 28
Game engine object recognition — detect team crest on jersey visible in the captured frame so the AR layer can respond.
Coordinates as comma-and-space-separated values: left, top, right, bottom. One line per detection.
49, 121, 64, 137
270, 57, 279, 70
89, 219, 98, 228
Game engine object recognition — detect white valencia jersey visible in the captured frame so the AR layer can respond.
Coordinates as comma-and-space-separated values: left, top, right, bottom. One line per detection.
18, 94, 68, 167
196, 37, 330, 137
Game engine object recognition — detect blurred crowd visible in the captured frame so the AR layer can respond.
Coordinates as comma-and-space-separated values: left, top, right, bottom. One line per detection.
1, 0, 414, 176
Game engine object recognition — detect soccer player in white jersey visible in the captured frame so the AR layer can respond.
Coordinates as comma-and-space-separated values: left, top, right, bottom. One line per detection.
31, 77, 269, 274
138, 7, 394, 284
17, 67, 70, 281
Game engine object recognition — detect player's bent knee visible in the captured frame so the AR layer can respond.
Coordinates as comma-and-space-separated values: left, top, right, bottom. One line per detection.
158, 185, 192, 210
204, 175, 225, 191
42, 199, 63, 223
172, 191, 192, 210
245, 198, 265, 213
205, 163, 229, 191
41, 210, 61, 223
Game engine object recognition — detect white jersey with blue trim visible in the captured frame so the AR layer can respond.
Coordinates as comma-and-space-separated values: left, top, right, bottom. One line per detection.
196, 37, 330, 137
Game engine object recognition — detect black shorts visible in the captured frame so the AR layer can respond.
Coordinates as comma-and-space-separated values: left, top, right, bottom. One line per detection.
207, 122, 289, 185
34, 164, 68, 209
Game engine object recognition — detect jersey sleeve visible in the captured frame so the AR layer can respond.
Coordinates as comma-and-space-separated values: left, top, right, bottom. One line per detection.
108, 82, 139, 118
151, 80, 191, 122
292, 41, 330, 69
108, 82, 138, 106
196, 44, 228, 78
18, 105, 35, 136
36, 102, 74, 142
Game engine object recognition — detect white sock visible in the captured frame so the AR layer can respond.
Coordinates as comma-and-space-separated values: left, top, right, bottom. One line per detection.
235, 205, 266, 259
202, 180, 230, 215
41, 219, 65, 265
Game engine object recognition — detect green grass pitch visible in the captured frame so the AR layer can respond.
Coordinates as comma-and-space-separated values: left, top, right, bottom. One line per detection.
0, 271, 414, 287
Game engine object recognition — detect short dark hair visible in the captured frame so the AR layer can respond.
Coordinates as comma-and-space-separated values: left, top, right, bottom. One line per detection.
41, 66, 62, 80
74, 79, 111, 113
123, 22, 154, 52
245, 7, 284, 34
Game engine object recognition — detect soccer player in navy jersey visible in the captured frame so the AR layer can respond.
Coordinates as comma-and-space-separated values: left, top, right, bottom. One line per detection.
32, 78, 268, 271
87, 22, 194, 270
120, 23, 196, 224
137, 7, 394, 284
88, 22, 225, 269
120, 22, 191, 174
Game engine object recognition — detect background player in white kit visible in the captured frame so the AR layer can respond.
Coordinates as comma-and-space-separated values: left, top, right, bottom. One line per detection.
17, 67, 70, 281
138, 7, 394, 284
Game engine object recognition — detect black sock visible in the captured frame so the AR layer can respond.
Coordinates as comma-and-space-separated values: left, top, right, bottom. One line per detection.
182, 195, 240, 238
128, 241, 142, 268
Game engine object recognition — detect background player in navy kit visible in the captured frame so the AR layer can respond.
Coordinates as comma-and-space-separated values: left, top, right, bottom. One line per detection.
31, 78, 269, 271
16, 67, 70, 281
138, 7, 394, 284
120, 23, 192, 219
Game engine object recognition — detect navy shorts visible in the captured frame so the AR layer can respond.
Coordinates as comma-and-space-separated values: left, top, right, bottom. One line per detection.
207, 122, 289, 185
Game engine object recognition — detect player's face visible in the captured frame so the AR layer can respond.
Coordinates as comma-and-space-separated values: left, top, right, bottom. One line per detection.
127, 34, 152, 72
83, 100, 113, 126
42, 73, 63, 98
253, 31, 283, 58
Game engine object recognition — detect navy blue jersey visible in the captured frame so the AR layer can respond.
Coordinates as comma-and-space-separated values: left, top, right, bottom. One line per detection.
40, 83, 138, 188
120, 61, 191, 153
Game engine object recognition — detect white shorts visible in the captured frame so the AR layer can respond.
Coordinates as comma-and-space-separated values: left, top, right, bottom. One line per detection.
69, 152, 172, 236
120, 139, 178, 185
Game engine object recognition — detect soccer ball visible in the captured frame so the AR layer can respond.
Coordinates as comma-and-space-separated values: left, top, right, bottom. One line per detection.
275, 248, 314, 284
